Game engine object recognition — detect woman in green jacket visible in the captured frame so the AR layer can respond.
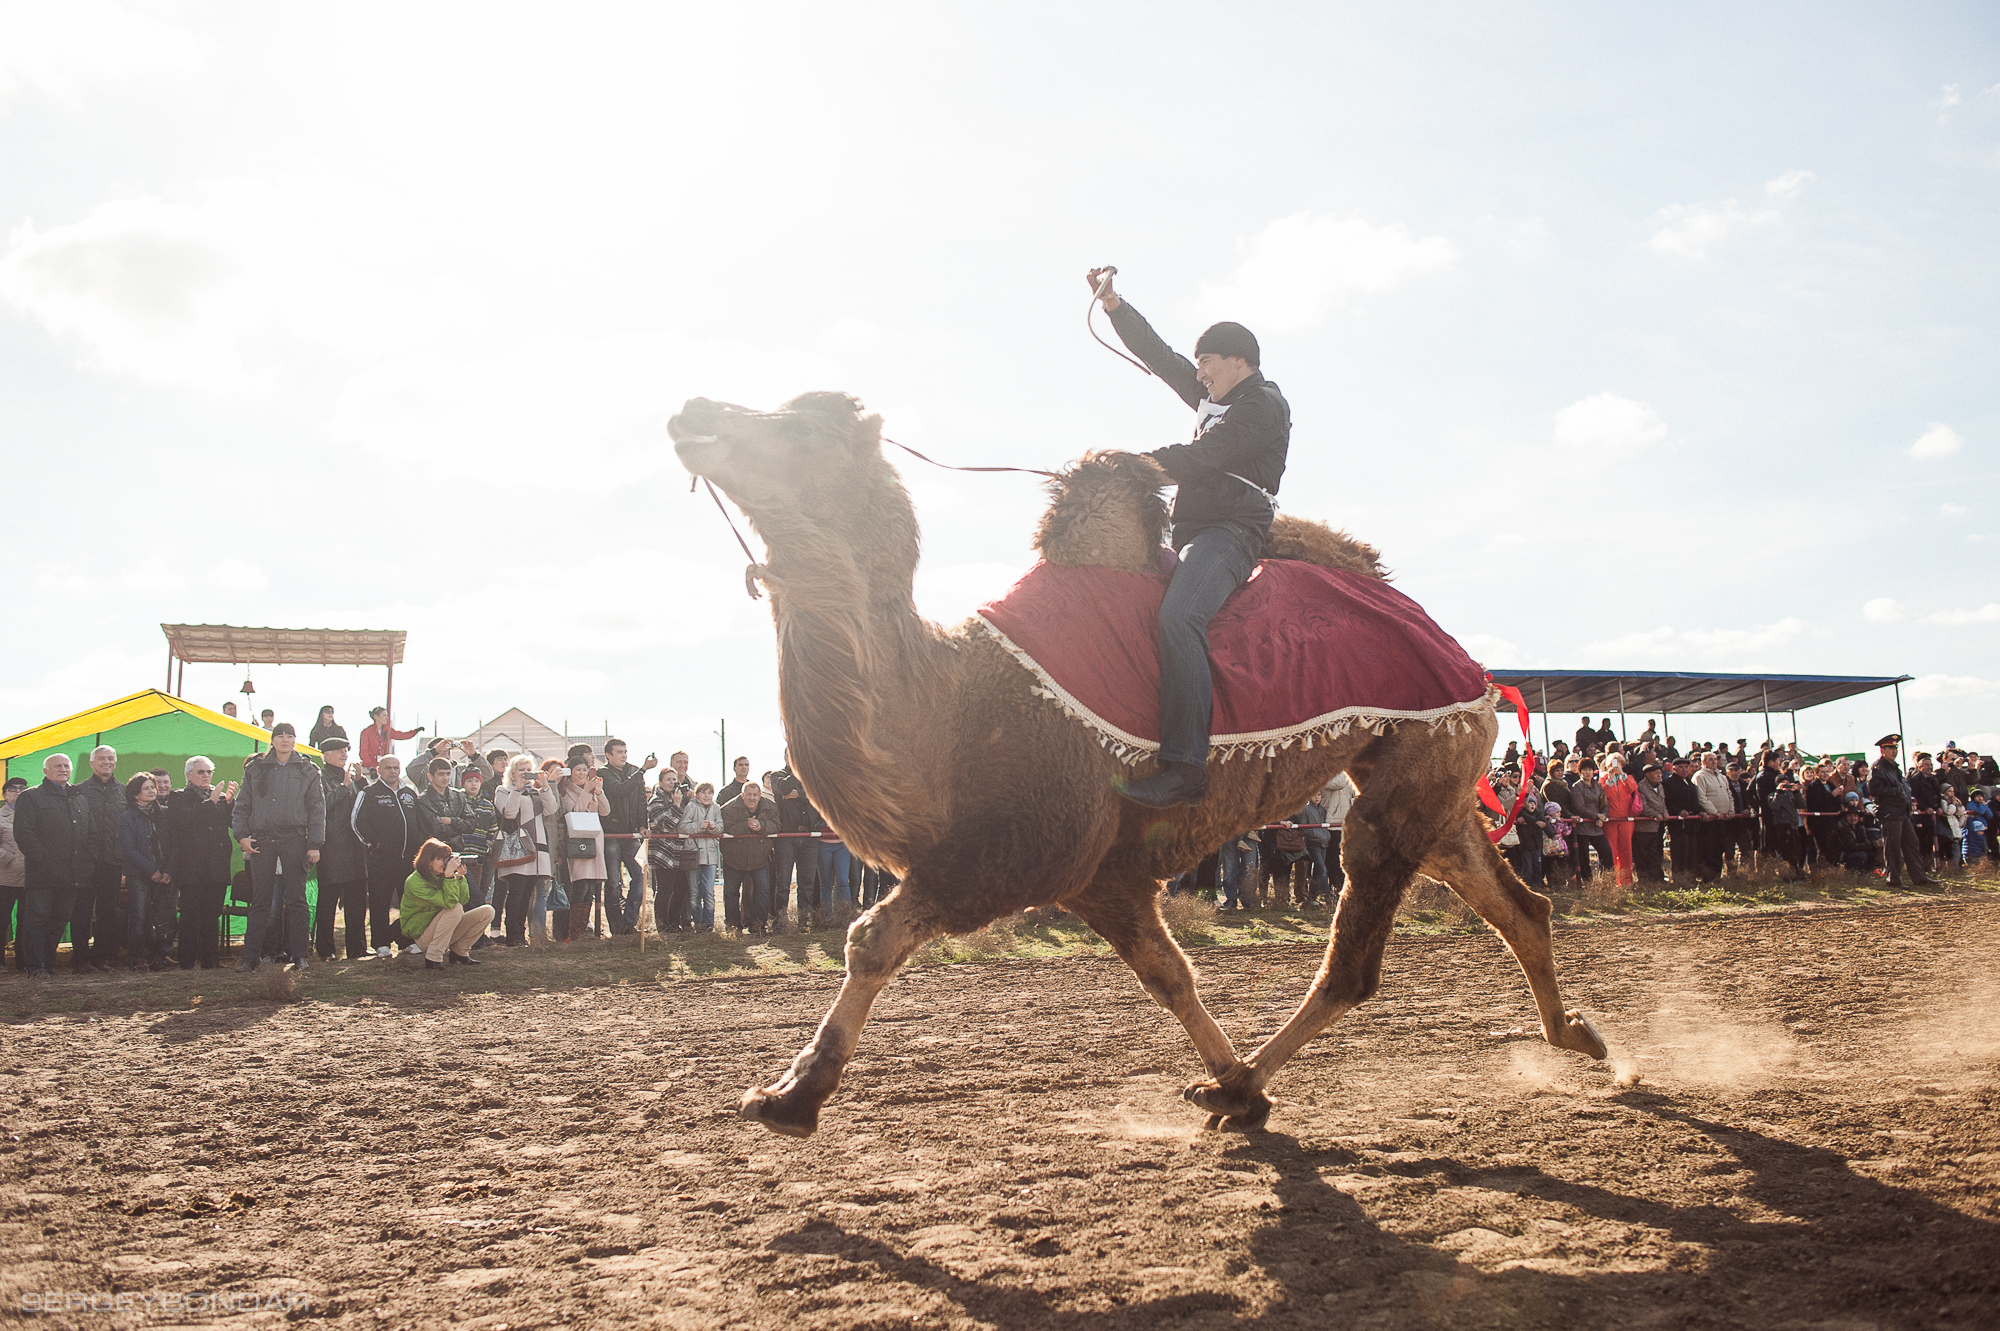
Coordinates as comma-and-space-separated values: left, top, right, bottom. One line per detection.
399, 838, 494, 970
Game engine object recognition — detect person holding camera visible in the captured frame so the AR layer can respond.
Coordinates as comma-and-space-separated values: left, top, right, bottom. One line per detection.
555, 755, 611, 941
398, 839, 493, 969
493, 755, 558, 945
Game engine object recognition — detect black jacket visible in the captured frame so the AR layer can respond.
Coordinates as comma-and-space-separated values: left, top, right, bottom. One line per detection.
1868, 759, 1914, 819
763, 767, 812, 833
1907, 771, 1942, 814
599, 762, 650, 835
166, 786, 237, 883
231, 752, 328, 846
416, 785, 466, 848
1663, 774, 1702, 818
77, 772, 127, 867
352, 779, 422, 866
1105, 301, 1290, 544
318, 768, 367, 881
14, 779, 90, 888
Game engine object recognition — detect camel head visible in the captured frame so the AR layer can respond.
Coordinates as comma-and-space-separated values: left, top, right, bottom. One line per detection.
1034, 450, 1170, 574
669, 392, 890, 522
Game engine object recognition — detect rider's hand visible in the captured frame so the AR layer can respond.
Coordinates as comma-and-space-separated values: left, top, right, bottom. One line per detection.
1087, 267, 1120, 311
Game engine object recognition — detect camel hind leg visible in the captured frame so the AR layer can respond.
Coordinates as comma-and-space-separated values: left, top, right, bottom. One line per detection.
740, 886, 944, 1137
1183, 797, 1417, 1119
1419, 814, 1607, 1059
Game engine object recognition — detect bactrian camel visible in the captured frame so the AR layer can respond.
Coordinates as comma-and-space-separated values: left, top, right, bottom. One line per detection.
667, 391, 1608, 1137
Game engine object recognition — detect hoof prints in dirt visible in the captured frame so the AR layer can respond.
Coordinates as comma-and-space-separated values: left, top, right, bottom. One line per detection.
3, 901, 1999, 1327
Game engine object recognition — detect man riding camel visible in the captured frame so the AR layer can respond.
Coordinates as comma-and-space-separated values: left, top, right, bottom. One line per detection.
1089, 267, 1292, 808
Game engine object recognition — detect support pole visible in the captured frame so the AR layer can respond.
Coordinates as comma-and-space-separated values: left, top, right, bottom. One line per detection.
1791, 710, 1799, 751
1894, 681, 1906, 747
1539, 680, 1550, 756
385, 657, 395, 723
175, 658, 184, 698
1617, 679, 1628, 742
1762, 682, 1773, 744
165, 644, 174, 692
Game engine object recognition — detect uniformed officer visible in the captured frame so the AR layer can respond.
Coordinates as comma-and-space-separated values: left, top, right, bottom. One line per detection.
1868, 734, 1941, 888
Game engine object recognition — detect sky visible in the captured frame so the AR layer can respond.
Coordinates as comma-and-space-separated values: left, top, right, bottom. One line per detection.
3, 0, 1997, 776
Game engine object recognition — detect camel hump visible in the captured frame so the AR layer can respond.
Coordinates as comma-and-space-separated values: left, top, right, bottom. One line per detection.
1263, 514, 1389, 581
1035, 450, 1171, 573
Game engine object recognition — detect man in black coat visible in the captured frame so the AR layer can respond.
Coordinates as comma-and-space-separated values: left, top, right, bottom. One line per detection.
1662, 757, 1702, 883
1907, 753, 1943, 866
75, 744, 127, 969
13, 754, 90, 978
167, 755, 237, 968
1094, 268, 1289, 808
763, 756, 814, 930
1868, 735, 1939, 888
598, 739, 656, 936
313, 738, 370, 960
351, 753, 422, 955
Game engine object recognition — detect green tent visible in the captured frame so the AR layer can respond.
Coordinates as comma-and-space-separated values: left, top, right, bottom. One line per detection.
1, 690, 326, 941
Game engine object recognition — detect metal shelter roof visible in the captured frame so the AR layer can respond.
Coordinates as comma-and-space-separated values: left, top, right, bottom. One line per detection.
1485, 670, 1912, 716
162, 624, 406, 666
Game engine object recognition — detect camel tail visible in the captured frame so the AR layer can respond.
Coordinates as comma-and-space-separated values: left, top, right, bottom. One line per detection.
1264, 514, 1389, 581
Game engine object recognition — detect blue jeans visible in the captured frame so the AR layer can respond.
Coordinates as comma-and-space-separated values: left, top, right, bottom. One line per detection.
1158, 524, 1263, 770
603, 837, 644, 934
1302, 842, 1330, 902
689, 864, 717, 929
1218, 840, 1252, 907
724, 866, 771, 930
817, 844, 852, 907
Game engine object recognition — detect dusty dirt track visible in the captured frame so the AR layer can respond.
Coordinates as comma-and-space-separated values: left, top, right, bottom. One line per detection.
5, 899, 2000, 1329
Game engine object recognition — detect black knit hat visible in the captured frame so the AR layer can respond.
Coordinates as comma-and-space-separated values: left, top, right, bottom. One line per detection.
1194, 321, 1259, 367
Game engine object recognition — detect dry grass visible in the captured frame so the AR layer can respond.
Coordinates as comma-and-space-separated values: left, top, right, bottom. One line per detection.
253, 965, 300, 1003
1158, 892, 1220, 943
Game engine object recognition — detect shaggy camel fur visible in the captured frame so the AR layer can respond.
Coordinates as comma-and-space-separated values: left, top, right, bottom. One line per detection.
668, 393, 1607, 1138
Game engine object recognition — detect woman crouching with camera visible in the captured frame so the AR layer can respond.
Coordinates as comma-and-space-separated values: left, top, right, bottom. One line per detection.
399, 838, 494, 969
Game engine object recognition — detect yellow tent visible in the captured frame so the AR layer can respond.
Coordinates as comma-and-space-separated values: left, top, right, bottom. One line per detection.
1, 690, 321, 784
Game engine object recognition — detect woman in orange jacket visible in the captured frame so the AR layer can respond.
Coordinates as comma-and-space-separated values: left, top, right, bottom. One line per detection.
1601, 753, 1640, 887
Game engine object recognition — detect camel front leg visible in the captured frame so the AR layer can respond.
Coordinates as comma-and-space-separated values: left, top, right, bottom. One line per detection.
1066, 880, 1245, 1081
740, 888, 942, 1138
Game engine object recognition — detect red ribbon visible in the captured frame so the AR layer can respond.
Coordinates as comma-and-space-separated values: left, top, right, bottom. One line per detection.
1478, 679, 1535, 843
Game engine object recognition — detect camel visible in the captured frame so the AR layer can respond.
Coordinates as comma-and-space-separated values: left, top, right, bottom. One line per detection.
667, 391, 1608, 1138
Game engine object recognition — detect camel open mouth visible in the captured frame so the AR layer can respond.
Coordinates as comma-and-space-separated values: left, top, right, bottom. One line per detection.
668, 398, 745, 477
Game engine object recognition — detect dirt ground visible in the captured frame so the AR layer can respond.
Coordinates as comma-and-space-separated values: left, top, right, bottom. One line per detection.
4, 898, 1999, 1329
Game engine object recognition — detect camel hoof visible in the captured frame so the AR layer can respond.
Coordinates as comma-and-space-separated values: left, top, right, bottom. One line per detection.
739, 1085, 819, 1138
1182, 1079, 1273, 1122
1553, 1010, 1609, 1061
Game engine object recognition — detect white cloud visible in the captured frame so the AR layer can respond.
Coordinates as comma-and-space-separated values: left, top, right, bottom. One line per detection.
0, 0, 203, 104
1921, 604, 2000, 626
1551, 392, 1668, 458
1862, 597, 1903, 623
208, 559, 269, 592
1191, 212, 1458, 332
0, 178, 445, 390
1909, 422, 1965, 459
1649, 170, 1813, 258
913, 560, 1031, 627
1457, 633, 1522, 668
1942, 502, 1969, 516
1578, 618, 1807, 670
1907, 673, 2000, 700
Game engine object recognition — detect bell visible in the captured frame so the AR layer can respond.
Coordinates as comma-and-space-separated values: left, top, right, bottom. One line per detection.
240, 675, 256, 696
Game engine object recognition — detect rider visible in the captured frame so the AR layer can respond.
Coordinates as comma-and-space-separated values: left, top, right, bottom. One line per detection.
1090, 268, 1291, 808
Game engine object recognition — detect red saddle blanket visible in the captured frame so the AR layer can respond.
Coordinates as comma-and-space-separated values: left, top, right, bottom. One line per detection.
975, 554, 1490, 763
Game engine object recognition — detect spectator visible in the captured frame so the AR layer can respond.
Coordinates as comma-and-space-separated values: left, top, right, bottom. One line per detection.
720, 781, 776, 935
231, 723, 326, 973
398, 839, 493, 970
117, 773, 173, 971
1294, 791, 1333, 905
352, 753, 423, 957
1909, 753, 1943, 867
647, 775, 693, 933
308, 705, 347, 750
1568, 763, 1610, 882
76, 744, 126, 970
764, 753, 814, 930
14, 754, 89, 978
555, 755, 610, 941
493, 755, 558, 947
666, 750, 693, 796
718, 756, 752, 806
1939, 787, 1968, 867
358, 706, 422, 773
1692, 752, 1735, 882
416, 758, 465, 846
259, 708, 276, 732
1962, 789, 1991, 861
0, 777, 23, 970
1633, 763, 1668, 883
1869, 735, 1939, 888
1321, 772, 1354, 897
1770, 770, 1806, 879
598, 739, 655, 937
1600, 753, 1639, 887
811, 795, 851, 917
678, 782, 722, 932
1218, 830, 1253, 910
167, 756, 235, 969
222, 701, 239, 718
1574, 718, 1597, 755
1828, 807, 1873, 872
314, 738, 370, 961
456, 767, 499, 938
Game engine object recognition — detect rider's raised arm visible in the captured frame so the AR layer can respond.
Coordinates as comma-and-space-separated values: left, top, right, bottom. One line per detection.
1105, 301, 1205, 410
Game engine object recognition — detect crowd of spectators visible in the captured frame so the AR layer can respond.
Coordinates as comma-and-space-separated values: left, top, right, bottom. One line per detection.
0, 701, 899, 980
1487, 717, 1995, 892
